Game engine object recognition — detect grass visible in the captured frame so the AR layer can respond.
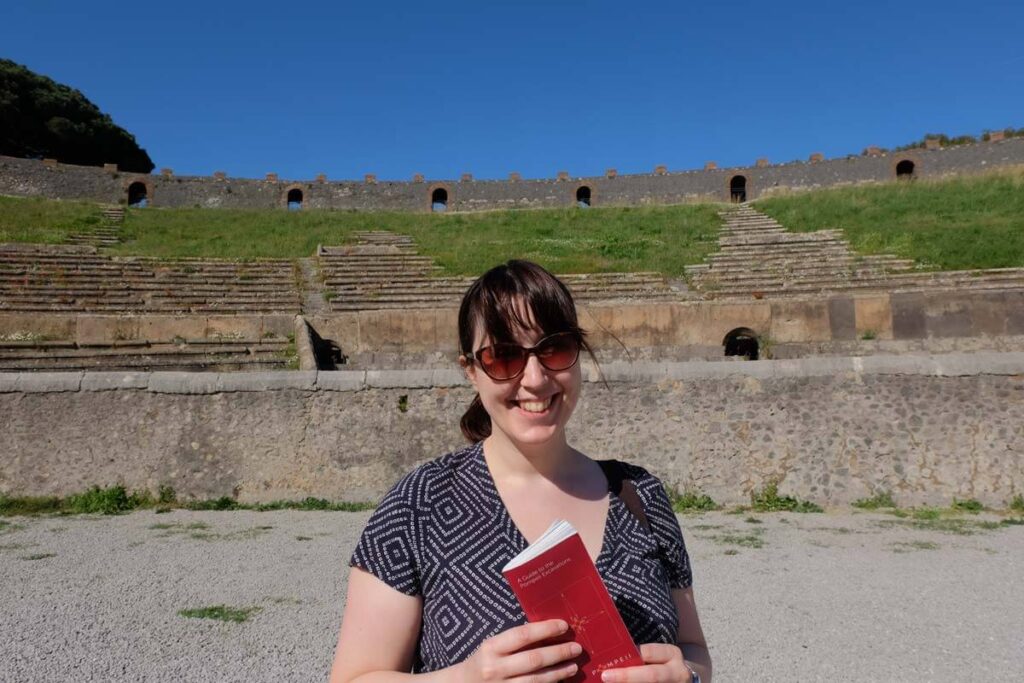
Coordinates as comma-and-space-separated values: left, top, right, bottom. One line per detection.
852, 491, 897, 510
750, 481, 823, 513
756, 166, 1024, 270
1009, 494, 1024, 512
0, 486, 375, 516
178, 605, 261, 623
0, 196, 722, 277
668, 488, 719, 513
0, 195, 106, 244
891, 541, 940, 553
708, 531, 766, 549
20, 552, 57, 561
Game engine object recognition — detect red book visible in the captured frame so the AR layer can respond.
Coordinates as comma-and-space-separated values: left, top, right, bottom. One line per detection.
502, 520, 644, 681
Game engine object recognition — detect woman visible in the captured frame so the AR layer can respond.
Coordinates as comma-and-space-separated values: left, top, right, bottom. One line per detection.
330, 260, 711, 682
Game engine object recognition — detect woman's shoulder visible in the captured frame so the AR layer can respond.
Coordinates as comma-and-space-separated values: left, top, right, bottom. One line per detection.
383, 442, 484, 505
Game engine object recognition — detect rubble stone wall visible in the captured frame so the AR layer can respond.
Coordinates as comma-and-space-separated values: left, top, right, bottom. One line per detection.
3, 138, 1023, 210
2, 353, 1022, 508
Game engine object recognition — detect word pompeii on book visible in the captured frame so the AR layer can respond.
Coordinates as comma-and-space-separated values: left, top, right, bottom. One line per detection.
501, 520, 644, 681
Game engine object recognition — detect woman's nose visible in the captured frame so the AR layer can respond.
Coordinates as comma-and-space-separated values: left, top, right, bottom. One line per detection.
519, 353, 549, 386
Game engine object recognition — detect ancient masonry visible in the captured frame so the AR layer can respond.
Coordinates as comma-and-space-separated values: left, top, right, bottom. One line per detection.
1, 137, 1023, 211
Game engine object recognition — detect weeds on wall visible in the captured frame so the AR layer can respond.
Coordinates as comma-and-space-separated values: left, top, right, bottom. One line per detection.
852, 491, 897, 509
750, 481, 823, 513
668, 488, 719, 513
0, 485, 375, 516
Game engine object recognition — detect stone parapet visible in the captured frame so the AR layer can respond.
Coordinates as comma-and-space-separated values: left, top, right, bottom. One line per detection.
2, 352, 1023, 507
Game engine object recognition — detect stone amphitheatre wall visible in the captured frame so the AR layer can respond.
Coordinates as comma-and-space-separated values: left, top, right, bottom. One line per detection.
2, 287, 1023, 363
2, 352, 1022, 508
2, 138, 1023, 211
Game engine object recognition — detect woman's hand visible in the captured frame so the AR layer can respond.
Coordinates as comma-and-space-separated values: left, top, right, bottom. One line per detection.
455, 619, 582, 682
599, 643, 692, 682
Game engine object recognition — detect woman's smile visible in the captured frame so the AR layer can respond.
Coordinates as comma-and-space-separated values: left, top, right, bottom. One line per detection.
511, 393, 559, 415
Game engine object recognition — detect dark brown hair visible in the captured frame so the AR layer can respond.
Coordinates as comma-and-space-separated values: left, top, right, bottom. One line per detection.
458, 260, 593, 442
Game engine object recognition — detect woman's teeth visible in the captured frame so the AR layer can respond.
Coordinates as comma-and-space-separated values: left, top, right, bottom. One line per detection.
518, 396, 553, 413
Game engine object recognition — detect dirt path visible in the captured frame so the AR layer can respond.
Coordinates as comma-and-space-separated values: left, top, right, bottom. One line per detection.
1, 508, 1021, 682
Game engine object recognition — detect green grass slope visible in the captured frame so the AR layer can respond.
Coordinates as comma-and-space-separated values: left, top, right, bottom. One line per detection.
0, 195, 105, 243
1, 198, 722, 277
756, 167, 1024, 270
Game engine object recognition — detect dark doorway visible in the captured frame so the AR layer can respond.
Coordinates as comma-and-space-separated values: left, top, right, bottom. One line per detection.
724, 327, 760, 360
127, 182, 148, 208
576, 185, 592, 208
287, 188, 303, 211
729, 175, 747, 202
431, 187, 448, 212
896, 160, 915, 179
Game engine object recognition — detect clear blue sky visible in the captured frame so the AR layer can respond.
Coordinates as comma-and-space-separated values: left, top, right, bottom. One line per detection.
4, 0, 1022, 181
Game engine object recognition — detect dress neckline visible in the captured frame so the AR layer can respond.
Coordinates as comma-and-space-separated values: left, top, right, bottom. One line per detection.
471, 442, 619, 569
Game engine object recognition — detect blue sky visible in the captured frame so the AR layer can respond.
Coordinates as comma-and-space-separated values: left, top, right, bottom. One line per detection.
3, 0, 1022, 180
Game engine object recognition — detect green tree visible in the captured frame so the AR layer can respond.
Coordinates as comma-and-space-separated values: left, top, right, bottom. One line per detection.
0, 58, 153, 172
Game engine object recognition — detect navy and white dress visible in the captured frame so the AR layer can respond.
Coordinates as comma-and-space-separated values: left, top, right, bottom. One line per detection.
350, 442, 693, 673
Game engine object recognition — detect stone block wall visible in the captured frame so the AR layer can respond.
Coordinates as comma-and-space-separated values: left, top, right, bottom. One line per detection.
2, 138, 1023, 211
1, 353, 1022, 507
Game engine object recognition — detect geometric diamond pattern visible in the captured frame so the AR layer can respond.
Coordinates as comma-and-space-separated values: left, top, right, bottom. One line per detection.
350, 442, 693, 673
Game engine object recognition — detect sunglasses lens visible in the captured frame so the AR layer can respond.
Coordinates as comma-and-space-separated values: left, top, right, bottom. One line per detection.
537, 334, 579, 371
475, 333, 580, 380
478, 345, 527, 380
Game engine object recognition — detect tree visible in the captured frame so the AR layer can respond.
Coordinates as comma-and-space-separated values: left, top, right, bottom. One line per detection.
0, 59, 154, 172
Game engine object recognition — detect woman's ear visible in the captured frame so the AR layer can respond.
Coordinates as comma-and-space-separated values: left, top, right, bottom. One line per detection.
459, 355, 479, 389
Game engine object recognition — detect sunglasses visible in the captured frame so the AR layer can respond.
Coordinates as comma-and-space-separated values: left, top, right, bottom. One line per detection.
466, 332, 581, 381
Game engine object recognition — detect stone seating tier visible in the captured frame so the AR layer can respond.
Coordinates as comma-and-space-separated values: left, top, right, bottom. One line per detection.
0, 244, 302, 314
0, 338, 293, 372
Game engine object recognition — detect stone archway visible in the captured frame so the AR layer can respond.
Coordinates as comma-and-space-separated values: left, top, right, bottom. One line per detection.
575, 185, 592, 208
723, 327, 759, 360
126, 181, 149, 207
729, 175, 747, 203
429, 186, 449, 212
286, 187, 304, 211
896, 159, 915, 179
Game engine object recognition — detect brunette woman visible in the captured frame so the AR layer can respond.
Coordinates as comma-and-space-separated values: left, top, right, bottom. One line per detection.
330, 260, 711, 682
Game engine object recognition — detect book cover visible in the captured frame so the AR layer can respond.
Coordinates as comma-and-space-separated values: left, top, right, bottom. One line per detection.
502, 520, 643, 681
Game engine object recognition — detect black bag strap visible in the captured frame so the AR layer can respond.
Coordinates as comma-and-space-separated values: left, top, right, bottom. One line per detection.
598, 460, 651, 532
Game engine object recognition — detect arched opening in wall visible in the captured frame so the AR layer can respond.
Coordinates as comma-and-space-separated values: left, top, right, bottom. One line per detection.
127, 182, 148, 208
896, 160, 915, 179
576, 185, 592, 208
729, 175, 747, 202
723, 327, 759, 360
431, 187, 448, 212
287, 188, 303, 211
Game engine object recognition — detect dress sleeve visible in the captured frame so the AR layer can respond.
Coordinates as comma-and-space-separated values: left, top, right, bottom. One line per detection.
349, 465, 430, 596
630, 465, 694, 590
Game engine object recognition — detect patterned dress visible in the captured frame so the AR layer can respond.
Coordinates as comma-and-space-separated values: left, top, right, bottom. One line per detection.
350, 442, 693, 673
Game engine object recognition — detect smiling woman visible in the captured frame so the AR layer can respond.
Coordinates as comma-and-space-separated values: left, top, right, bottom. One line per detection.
329, 260, 712, 683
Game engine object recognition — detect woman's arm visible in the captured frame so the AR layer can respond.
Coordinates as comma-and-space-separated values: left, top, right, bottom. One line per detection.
329, 568, 432, 683
673, 586, 711, 682
329, 568, 582, 683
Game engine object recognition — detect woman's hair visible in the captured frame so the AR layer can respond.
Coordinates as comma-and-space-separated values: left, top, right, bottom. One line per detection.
458, 260, 593, 442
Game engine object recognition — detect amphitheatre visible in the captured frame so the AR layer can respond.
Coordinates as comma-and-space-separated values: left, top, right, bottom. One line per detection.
1, 134, 1023, 510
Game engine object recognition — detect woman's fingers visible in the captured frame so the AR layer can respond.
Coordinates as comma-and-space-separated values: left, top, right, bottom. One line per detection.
489, 619, 570, 655
502, 640, 582, 677
638, 643, 682, 664
599, 644, 686, 682
599, 664, 673, 682
509, 659, 580, 682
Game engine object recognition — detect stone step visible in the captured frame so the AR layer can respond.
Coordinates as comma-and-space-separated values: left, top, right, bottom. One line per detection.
0, 356, 288, 372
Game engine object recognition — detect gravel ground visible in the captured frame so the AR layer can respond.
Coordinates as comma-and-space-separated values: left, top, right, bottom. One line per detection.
1, 508, 1022, 682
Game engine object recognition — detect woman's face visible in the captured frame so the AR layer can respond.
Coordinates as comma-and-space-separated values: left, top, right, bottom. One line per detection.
464, 317, 582, 450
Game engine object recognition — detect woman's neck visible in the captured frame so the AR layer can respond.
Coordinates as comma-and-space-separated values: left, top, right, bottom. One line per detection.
482, 428, 585, 485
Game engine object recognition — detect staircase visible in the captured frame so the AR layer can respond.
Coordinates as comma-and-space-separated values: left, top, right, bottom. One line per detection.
64, 205, 125, 248
685, 205, 1024, 298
